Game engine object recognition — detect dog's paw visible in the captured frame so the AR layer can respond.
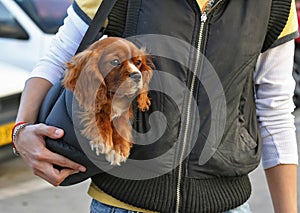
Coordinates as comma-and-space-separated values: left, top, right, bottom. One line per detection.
105, 150, 128, 166
137, 98, 151, 112
105, 142, 132, 166
90, 140, 112, 155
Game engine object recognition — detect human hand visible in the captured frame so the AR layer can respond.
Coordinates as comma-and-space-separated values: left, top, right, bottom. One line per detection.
13, 123, 86, 186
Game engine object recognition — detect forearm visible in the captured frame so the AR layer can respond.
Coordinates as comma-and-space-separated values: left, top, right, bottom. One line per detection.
16, 77, 53, 123
265, 164, 298, 213
13, 4, 88, 186
254, 41, 298, 212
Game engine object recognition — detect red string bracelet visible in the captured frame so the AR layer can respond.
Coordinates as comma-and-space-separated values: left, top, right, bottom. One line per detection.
11, 122, 31, 156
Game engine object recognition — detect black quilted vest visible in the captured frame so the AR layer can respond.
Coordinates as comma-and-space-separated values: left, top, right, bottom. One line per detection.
71, 0, 292, 212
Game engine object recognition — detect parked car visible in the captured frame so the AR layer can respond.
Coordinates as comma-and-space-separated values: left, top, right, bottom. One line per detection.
0, 0, 71, 147
0, 0, 71, 71
0, 62, 29, 147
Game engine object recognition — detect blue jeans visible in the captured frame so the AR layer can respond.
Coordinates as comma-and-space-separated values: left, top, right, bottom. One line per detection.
90, 199, 252, 213
223, 202, 252, 213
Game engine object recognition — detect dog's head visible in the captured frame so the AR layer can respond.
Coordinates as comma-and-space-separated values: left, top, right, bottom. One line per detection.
63, 37, 154, 111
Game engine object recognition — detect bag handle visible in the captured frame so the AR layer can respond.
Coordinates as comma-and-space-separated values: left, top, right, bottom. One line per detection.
76, 0, 117, 54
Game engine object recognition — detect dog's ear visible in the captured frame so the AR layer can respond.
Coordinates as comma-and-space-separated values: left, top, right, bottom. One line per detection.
63, 49, 107, 112
136, 53, 154, 112
63, 50, 92, 91
140, 54, 154, 93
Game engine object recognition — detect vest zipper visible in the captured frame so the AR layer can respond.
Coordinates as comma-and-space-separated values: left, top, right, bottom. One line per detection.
175, 11, 207, 213
175, 1, 222, 212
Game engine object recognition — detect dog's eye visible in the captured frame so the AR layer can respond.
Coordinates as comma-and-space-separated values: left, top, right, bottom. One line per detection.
135, 60, 142, 66
110, 59, 121, 67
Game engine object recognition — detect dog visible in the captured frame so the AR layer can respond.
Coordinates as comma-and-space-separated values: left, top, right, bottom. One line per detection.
62, 37, 153, 165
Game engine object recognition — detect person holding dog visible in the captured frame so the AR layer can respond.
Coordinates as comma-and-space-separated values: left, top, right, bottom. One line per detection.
13, 0, 298, 212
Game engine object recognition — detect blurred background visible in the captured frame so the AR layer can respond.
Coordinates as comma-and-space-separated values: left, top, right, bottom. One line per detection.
0, 0, 300, 212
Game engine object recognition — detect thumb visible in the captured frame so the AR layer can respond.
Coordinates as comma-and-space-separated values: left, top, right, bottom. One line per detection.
52, 128, 64, 139
35, 124, 64, 139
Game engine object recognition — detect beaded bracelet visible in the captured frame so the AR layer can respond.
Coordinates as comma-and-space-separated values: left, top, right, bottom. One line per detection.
11, 122, 31, 156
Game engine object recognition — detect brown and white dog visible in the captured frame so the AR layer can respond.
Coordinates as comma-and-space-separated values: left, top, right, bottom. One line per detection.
62, 37, 153, 165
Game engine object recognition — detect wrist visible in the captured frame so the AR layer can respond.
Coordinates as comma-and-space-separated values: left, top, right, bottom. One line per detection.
11, 122, 31, 155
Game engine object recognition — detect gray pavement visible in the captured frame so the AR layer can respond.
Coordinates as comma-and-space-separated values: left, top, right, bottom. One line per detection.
0, 109, 300, 213
0, 177, 91, 213
0, 152, 91, 212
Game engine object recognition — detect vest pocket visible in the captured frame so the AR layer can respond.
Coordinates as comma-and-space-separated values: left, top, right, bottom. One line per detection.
240, 126, 258, 151
210, 125, 261, 176
230, 125, 260, 167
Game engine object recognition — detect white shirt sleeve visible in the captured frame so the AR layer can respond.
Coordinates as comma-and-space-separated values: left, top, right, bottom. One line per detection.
254, 40, 298, 169
28, 6, 89, 84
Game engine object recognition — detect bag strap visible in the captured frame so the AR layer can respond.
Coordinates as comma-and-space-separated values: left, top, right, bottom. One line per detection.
76, 0, 117, 54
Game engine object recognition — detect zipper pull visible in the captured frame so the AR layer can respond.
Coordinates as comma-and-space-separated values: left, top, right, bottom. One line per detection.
201, 12, 207, 23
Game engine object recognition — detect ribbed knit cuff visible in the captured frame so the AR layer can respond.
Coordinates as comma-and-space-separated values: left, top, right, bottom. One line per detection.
92, 171, 252, 213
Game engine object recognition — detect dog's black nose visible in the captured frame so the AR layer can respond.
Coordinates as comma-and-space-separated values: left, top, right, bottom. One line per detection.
129, 72, 141, 82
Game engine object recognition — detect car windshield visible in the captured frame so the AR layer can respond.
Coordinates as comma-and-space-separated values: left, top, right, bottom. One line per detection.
14, 0, 71, 34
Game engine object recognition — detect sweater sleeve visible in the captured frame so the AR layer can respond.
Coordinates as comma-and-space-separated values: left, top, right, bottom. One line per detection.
254, 40, 298, 169
28, 5, 88, 84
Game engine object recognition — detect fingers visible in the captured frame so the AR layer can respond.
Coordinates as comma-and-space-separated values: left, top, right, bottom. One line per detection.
14, 123, 86, 186
30, 148, 86, 186
40, 148, 86, 172
32, 124, 86, 171
33, 163, 81, 186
